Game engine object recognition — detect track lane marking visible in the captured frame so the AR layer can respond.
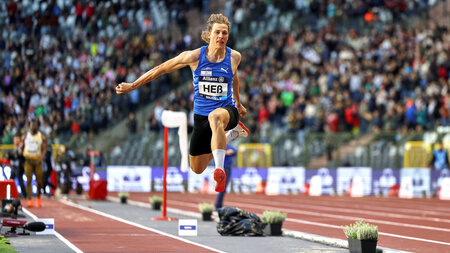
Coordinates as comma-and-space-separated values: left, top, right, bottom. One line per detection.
23, 207, 84, 253
59, 200, 224, 253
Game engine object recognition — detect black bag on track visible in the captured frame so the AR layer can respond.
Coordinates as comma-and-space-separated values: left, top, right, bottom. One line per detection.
217, 206, 265, 236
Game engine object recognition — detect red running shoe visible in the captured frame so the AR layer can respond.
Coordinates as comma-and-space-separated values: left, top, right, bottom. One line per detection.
214, 168, 226, 192
227, 121, 250, 142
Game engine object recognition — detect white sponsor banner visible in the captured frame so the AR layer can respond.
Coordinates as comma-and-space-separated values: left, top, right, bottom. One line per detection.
399, 176, 414, 199
400, 168, 431, 198
373, 168, 398, 196
309, 175, 322, 196
266, 167, 305, 195
337, 167, 372, 196
107, 166, 151, 192
153, 166, 185, 192
439, 177, 450, 200
188, 166, 215, 193
231, 167, 264, 194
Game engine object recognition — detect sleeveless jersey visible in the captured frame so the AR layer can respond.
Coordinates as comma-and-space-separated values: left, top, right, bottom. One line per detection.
23, 132, 43, 160
192, 46, 235, 116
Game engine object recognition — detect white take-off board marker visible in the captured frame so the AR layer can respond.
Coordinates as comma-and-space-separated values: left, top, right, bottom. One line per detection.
178, 219, 197, 236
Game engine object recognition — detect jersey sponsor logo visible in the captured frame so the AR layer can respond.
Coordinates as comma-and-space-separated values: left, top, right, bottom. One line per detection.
201, 70, 212, 76
220, 67, 228, 73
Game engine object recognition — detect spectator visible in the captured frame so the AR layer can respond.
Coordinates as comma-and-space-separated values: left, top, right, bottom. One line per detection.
0, 0, 449, 151
8, 135, 27, 198
126, 113, 137, 136
429, 142, 449, 170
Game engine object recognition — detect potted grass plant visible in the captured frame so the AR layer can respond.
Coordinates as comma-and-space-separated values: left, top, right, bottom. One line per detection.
149, 196, 163, 210
118, 192, 130, 204
343, 220, 378, 253
262, 210, 287, 236
198, 202, 214, 221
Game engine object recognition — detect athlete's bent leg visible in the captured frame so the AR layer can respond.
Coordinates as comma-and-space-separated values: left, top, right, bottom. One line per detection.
208, 108, 230, 192
208, 108, 229, 151
190, 153, 213, 174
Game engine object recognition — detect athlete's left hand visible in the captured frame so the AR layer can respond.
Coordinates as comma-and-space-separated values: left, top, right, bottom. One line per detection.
115, 82, 135, 94
237, 103, 247, 118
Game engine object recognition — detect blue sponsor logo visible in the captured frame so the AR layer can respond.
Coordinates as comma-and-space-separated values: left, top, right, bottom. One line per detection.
179, 225, 196, 230
46, 224, 54, 229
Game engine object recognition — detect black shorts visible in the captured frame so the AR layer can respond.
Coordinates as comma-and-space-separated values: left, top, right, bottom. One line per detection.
190, 105, 239, 156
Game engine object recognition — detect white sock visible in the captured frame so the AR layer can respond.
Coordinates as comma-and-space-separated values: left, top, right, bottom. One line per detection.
212, 149, 226, 170
226, 129, 239, 143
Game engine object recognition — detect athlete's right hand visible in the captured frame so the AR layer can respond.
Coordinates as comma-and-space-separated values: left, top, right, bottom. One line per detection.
115, 82, 135, 94
237, 103, 247, 118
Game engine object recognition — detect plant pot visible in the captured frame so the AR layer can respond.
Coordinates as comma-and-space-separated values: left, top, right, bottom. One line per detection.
152, 202, 161, 210
263, 223, 283, 236
120, 197, 127, 204
348, 238, 377, 253
202, 212, 212, 221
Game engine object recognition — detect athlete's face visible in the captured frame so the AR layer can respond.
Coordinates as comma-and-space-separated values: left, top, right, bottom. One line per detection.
209, 23, 228, 48
30, 121, 38, 133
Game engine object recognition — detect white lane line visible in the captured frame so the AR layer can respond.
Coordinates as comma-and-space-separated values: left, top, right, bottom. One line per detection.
107, 196, 219, 222
166, 201, 450, 245
60, 200, 225, 253
283, 229, 412, 253
22, 207, 84, 253
378, 231, 450, 246
121, 198, 419, 252
223, 197, 450, 223
169, 197, 450, 233
283, 217, 450, 246
227, 196, 450, 217
222, 200, 450, 233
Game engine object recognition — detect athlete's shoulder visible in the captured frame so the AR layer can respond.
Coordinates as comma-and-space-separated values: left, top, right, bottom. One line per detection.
178, 48, 201, 63
230, 49, 241, 62
186, 48, 202, 58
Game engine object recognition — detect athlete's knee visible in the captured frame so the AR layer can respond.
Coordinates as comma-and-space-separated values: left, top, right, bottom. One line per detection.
190, 159, 204, 174
208, 113, 224, 129
191, 167, 203, 174
191, 163, 207, 174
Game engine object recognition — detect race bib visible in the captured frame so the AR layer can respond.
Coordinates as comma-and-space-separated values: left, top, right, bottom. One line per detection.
198, 76, 228, 100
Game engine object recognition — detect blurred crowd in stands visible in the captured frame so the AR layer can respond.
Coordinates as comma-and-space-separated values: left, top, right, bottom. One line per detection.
1, 0, 449, 148
0, 0, 202, 145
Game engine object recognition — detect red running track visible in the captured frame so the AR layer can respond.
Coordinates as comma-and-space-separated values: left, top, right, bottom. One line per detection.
26, 198, 215, 252
127, 192, 450, 253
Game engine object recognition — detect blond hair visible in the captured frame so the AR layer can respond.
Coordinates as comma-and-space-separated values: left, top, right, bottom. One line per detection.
201, 14, 230, 43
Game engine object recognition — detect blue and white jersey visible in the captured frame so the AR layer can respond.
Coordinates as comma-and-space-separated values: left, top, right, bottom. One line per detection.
433, 150, 448, 170
192, 46, 234, 116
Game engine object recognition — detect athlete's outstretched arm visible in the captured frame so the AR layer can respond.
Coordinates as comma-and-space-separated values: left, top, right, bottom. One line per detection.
116, 49, 200, 94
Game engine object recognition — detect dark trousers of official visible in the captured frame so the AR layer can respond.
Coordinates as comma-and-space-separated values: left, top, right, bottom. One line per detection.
11, 166, 27, 198
215, 166, 231, 210
42, 162, 56, 195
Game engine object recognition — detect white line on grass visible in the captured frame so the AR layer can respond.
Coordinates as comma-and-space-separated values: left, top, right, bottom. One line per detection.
60, 199, 225, 253
22, 207, 84, 253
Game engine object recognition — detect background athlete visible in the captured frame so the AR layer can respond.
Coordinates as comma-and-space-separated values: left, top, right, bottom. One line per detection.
21, 118, 47, 207
116, 14, 248, 192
